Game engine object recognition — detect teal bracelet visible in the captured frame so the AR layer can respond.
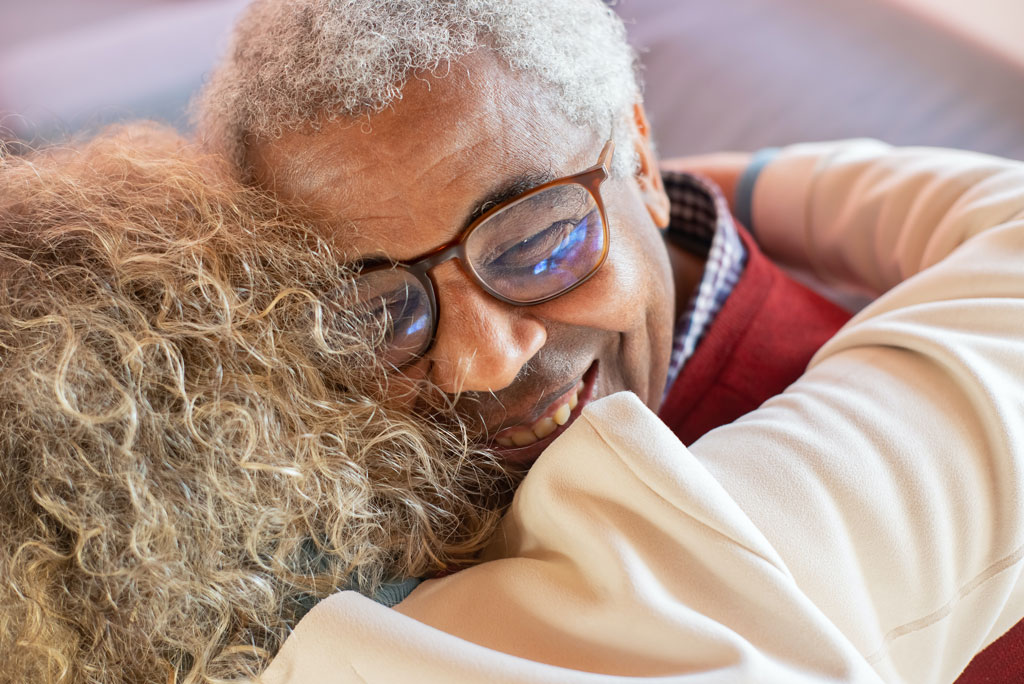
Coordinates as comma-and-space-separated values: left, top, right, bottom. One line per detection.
734, 147, 780, 236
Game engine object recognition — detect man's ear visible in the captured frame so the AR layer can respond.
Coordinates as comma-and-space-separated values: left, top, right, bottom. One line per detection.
632, 103, 671, 229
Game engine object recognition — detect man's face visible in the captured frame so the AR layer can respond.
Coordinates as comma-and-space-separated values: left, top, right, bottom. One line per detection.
252, 53, 675, 464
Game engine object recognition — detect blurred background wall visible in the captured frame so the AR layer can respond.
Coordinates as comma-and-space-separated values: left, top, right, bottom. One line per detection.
617, 0, 1024, 158
2, 0, 1023, 158
0, 0, 248, 144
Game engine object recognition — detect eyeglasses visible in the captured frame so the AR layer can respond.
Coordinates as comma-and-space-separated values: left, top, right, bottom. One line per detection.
351, 139, 614, 368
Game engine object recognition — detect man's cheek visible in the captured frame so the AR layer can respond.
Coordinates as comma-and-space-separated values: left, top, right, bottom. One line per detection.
603, 226, 671, 319
385, 361, 431, 410
572, 255, 646, 332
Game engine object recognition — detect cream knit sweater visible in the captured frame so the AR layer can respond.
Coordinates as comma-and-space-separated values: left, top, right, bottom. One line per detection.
258, 141, 1024, 683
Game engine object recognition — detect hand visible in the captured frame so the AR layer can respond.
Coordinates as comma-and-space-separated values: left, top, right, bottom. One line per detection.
660, 152, 752, 212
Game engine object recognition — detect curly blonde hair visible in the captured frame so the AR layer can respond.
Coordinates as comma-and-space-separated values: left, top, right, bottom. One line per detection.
0, 124, 513, 683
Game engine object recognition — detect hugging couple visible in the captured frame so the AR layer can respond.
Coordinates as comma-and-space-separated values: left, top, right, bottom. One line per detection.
3, 1, 1024, 682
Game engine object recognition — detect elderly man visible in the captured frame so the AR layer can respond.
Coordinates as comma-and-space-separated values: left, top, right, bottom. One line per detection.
197, 0, 850, 461
196, 1, 1024, 681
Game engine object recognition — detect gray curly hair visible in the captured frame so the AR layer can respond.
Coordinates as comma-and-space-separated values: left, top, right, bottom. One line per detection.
195, 0, 641, 177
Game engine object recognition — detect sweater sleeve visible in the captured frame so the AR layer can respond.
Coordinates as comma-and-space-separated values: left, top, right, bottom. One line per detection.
265, 394, 887, 684
749, 139, 1024, 296
695, 140, 1024, 680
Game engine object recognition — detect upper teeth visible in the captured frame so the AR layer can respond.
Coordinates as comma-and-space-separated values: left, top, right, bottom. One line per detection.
496, 384, 582, 448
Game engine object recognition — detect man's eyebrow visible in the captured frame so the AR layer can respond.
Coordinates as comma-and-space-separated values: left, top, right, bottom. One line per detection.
469, 170, 556, 222
350, 170, 558, 269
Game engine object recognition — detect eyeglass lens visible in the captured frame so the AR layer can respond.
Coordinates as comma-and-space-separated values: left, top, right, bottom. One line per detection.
352, 268, 433, 366
464, 183, 605, 302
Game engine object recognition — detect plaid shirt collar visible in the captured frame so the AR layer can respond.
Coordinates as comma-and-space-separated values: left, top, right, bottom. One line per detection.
661, 170, 748, 396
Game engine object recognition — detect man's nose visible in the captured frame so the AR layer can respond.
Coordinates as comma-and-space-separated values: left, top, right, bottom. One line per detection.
426, 261, 546, 394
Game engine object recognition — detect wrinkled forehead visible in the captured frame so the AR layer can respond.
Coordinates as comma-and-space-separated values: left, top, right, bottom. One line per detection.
249, 52, 603, 261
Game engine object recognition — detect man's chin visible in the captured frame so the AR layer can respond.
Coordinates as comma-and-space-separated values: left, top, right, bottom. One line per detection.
490, 361, 601, 468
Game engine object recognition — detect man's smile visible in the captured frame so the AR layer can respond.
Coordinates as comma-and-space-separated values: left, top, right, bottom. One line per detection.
488, 361, 601, 464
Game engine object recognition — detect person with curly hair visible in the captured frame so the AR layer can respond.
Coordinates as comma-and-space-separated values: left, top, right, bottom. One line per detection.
0, 123, 515, 683
6, 2, 1024, 679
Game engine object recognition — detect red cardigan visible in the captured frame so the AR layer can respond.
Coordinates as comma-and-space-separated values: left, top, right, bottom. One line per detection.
658, 225, 849, 444
659, 225, 1019, 682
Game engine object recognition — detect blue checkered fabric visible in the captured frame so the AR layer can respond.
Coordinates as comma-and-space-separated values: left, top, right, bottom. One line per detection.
661, 171, 748, 395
